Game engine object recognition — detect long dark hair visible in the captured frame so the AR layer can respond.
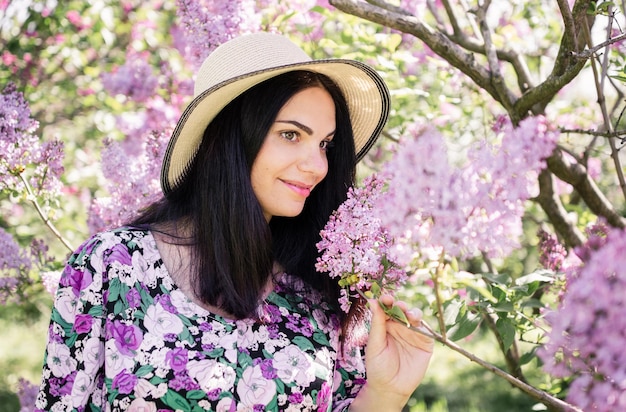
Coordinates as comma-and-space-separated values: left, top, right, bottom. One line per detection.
132, 70, 356, 322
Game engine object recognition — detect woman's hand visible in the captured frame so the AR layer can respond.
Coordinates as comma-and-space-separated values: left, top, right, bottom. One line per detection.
350, 294, 434, 411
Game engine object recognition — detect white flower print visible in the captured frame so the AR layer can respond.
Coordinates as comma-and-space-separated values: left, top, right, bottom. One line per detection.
273, 344, 315, 386
127, 398, 157, 412
71, 371, 94, 408
82, 337, 104, 374
47, 342, 77, 377
187, 359, 236, 392
216, 398, 235, 412
55, 288, 79, 324
104, 340, 135, 379
144, 302, 183, 336
237, 365, 277, 407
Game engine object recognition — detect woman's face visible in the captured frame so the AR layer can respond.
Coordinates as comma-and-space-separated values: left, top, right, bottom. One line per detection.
251, 86, 336, 221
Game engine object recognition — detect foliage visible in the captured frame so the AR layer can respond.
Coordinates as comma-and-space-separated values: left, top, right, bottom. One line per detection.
2, 0, 626, 411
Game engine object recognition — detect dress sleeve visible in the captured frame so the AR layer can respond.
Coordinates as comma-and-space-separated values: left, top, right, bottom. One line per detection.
35, 235, 107, 411
331, 344, 367, 412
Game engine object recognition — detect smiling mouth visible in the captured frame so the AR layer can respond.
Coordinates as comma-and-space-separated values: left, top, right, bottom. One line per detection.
283, 180, 312, 197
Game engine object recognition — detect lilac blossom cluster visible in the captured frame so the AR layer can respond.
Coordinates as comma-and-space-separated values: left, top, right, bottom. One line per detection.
375, 116, 558, 265
88, 131, 168, 232
0, 83, 64, 195
0, 227, 32, 304
316, 174, 408, 313
175, 0, 262, 68
539, 225, 626, 411
101, 55, 158, 103
537, 229, 568, 271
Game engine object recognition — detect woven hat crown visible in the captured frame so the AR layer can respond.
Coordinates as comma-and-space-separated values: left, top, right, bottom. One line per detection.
161, 33, 390, 194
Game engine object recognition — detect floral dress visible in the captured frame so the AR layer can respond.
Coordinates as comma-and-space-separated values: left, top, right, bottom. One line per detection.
35, 228, 366, 412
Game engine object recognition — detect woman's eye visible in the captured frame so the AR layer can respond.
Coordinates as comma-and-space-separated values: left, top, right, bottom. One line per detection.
320, 140, 335, 150
281, 131, 298, 141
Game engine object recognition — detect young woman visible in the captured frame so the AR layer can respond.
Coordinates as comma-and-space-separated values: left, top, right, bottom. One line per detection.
36, 32, 433, 412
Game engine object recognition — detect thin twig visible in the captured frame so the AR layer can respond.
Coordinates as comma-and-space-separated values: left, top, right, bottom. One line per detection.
403, 320, 583, 412
18, 173, 74, 253
580, 7, 626, 201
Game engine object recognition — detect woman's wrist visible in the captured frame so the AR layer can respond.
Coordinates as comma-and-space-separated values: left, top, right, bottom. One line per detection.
349, 383, 408, 412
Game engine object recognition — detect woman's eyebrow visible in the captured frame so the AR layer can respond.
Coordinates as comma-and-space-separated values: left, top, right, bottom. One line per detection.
275, 120, 335, 137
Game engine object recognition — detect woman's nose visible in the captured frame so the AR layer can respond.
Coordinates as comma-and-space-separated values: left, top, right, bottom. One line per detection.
298, 143, 328, 175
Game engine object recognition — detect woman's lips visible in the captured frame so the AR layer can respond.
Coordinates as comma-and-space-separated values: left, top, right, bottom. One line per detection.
283, 180, 312, 197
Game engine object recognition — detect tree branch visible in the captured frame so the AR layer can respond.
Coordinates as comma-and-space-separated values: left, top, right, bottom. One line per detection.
534, 169, 586, 248
547, 151, 626, 229
329, 0, 517, 109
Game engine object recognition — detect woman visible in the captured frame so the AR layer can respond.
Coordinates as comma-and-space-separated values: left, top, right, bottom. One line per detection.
36, 32, 433, 411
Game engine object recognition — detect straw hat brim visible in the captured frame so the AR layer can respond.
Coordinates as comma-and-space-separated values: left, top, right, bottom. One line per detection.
161, 59, 389, 195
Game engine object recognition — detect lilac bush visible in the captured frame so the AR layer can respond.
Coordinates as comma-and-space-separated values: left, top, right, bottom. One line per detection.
539, 225, 626, 411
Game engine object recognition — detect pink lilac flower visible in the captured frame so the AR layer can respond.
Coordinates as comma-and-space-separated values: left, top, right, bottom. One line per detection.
101, 55, 158, 103
0, 227, 33, 305
537, 229, 567, 272
375, 116, 558, 263
0, 83, 64, 195
175, 0, 262, 68
88, 131, 168, 232
316, 174, 408, 313
539, 226, 626, 412
17, 378, 39, 412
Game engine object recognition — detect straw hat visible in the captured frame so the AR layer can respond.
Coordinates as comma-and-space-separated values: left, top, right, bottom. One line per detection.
161, 32, 390, 194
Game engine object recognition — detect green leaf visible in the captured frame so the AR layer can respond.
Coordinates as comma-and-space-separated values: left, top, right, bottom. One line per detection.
292, 336, 315, 352
384, 304, 410, 327
370, 282, 381, 299
519, 346, 539, 365
162, 389, 191, 412
135, 364, 153, 377
515, 270, 555, 286
443, 300, 463, 327
186, 390, 207, 400
447, 311, 481, 341
496, 318, 516, 352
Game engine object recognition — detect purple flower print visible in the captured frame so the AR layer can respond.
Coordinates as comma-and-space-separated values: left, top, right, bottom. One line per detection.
255, 358, 277, 379
49, 373, 75, 397
103, 244, 132, 267
199, 321, 213, 332
73, 314, 93, 334
166, 347, 188, 371
60, 266, 93, 297
288, 392, 303, 403
207, 388, 221, 401
316, 382, 331, 412
125, 288, 141, 308
110, 320, 143, 355
155, 294, 178, 314
112, 369, 137, 394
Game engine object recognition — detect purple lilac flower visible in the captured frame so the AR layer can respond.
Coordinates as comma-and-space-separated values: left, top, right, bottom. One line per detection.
175, 0, 262, 68
0, 227, 32, 304
538, 229, 567, 271
0, 83, 64, 195
17, 378, 39, 412
101, 55, 158, 102
376, 116, 558, 263
316, 174, 408, 313
539, 226, 626, 412
88, 131, 167, 232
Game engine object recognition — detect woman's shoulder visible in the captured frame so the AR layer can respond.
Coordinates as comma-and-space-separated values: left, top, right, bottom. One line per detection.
68, 226, 155, 264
